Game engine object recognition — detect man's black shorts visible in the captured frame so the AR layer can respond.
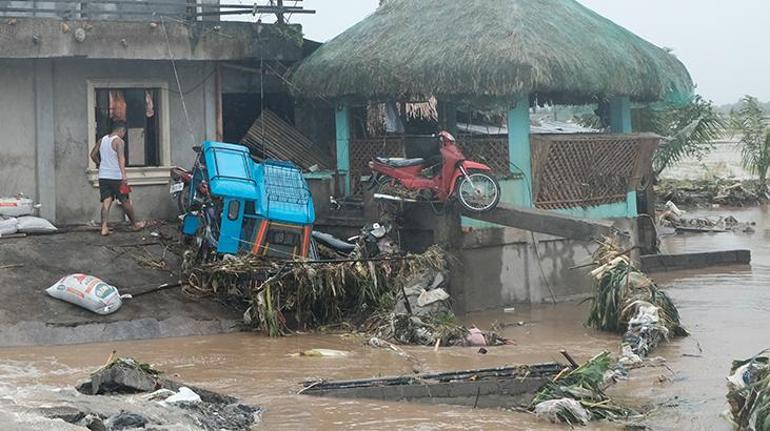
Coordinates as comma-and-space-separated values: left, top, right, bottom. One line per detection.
99, 179, 129, 203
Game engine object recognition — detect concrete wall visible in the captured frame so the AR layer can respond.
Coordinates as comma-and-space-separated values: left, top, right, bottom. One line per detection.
0, 58, 219, 224
0, 19, 302, 62
0, 60, 37, 199
456, 227, 595, 313
52, 58, 217, 223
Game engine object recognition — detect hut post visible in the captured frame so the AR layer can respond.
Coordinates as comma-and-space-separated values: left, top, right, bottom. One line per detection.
506, 97, 533, 207
608, 96, 638, 216
438, 101, 458, 137
609, 96, 632, 133
335, 102, 352, 195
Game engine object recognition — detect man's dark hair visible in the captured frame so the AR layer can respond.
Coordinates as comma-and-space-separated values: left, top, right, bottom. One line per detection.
111, 121, 128, 132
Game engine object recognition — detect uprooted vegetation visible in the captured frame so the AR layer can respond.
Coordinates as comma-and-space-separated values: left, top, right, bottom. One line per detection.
655, 178, 769, 208
531, 352, 636, 425
587, 238, 687, 365
527, 237, 689, 426
727, 350, 770, 431
184, 246, 504, 346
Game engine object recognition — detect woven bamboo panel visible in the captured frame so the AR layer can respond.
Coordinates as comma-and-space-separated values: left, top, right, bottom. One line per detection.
457, 134, 510, 175
349, 137, 407, 179
531, 134, 659, 210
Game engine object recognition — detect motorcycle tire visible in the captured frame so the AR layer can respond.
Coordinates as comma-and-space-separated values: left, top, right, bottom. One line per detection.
455, 170, 501, 213
177, 183, 192, 214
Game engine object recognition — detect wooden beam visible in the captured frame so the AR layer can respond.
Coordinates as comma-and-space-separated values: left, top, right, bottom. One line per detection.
466, 204, 614, 241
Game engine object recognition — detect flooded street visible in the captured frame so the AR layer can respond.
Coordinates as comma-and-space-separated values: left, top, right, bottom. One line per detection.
0, 206, 767, 430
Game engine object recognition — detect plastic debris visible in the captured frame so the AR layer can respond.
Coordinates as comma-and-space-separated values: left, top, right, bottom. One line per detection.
416, 288, 450, 307
165, 387, 202, 404
534, 398, 590, 425
291, 349, 350, 358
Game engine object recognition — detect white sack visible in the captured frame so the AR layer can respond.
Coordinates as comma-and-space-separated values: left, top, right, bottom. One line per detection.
46, 274, 123, 315
17, 216, 57, 234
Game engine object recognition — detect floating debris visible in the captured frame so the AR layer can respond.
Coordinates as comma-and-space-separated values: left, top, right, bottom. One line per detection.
530, 352, 635, 425
726, 350, 770, 431
656, 179, 770, 208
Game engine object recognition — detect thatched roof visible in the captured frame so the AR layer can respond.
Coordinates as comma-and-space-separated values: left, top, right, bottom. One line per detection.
291, 0, 693, 106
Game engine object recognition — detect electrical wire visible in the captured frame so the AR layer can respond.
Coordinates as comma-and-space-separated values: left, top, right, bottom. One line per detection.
160, 16, 198, 149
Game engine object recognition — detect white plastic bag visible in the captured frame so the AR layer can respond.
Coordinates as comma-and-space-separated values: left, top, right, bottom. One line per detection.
46, 274, 123, 315
17, 216, 57, 234
0, 218, 18, 236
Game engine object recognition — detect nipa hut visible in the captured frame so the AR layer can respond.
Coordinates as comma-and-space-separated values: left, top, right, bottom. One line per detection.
291, 0, 693, 218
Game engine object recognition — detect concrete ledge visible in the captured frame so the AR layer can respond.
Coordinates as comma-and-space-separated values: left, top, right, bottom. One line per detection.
0, 317, 240, 347
0, 18, 302, 61
641, 250, 752, 273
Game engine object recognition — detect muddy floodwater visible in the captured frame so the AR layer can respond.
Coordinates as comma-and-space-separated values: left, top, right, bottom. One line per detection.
1, 207, 768, 430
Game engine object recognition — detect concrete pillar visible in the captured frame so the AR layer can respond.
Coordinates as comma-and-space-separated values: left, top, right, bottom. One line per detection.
507, 97, 532, 207
335, 102, 351, 195
202, 63, 218, 142
34, 59, 56, 222
609, 96, 632, 133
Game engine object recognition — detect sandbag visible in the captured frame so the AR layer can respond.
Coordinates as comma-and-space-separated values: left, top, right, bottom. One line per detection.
0, 218, 18, 236
0, 196, 35, 217
46, 274, 123, 315
17, 216, 57, 234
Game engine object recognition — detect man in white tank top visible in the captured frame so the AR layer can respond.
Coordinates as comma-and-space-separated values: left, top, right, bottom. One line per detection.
89, 122, 145, 236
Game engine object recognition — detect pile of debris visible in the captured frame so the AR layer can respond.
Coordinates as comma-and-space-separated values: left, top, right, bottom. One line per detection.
659, 201, 756, 233
185, 242, 500, 347
656, 179, 770, 208
587, 238, 687, 366
366, 267, 508, 347
726, 350, 770, 431
531, 352, 635, 425
42, 356, 261, 430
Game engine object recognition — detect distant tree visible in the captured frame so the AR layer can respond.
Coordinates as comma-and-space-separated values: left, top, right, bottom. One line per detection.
732, 95, 770, 183
634, 95, 727, 177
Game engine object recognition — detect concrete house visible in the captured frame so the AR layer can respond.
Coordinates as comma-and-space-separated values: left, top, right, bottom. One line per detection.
0, 0, 310, 224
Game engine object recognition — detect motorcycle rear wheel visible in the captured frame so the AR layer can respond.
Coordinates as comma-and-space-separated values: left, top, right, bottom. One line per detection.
456, 171, 501, 213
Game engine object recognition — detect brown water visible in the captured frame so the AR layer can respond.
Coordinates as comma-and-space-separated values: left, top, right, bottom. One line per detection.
1, 206, 768, 430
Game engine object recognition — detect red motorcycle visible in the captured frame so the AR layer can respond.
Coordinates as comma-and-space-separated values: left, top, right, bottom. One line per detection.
368, 131, 501, 213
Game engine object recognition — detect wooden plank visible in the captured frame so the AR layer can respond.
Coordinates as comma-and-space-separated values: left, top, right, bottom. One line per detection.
466, 204, 614, 241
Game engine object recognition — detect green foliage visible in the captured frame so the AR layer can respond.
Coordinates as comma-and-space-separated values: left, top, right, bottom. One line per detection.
732, 95, 770, 183
633, 95, 726, 176
727, 351, 770, 431
531, 351, 635, 422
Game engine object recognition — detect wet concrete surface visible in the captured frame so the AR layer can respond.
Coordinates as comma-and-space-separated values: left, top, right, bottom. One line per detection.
0, 207, 767, 429
0, 226, 239, 346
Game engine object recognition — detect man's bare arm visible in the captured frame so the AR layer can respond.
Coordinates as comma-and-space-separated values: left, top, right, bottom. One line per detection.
114, 138, 128, 180
90, 142, 101, 165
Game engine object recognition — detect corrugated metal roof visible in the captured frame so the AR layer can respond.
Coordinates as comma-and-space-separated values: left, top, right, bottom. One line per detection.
240, 109, 332, 171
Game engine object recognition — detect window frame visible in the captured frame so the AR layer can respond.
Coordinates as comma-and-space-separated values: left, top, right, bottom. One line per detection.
86, 80, 172, 186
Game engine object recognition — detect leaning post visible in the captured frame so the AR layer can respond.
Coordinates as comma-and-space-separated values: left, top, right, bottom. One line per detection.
507, 96, 533, 207
608, 96, 637, 217
335, 102, 351, 196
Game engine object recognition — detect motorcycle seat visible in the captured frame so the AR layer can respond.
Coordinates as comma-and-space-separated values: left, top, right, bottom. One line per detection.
375, 157, 425, 167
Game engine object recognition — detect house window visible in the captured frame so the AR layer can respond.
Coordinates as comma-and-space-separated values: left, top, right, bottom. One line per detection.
87, 80, 171, 186
94, 88, 160, 167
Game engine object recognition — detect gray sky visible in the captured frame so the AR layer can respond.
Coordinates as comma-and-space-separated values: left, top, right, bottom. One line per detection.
293, 0, 769, 105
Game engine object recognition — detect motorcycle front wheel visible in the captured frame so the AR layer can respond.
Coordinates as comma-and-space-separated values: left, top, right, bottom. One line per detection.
456, 171, 501, 213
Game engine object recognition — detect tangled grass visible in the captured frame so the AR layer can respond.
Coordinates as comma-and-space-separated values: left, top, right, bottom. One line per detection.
185, 246, 449, 337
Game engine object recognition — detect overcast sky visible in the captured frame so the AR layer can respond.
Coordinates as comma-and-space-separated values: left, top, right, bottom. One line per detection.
292, 0, 768, 105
